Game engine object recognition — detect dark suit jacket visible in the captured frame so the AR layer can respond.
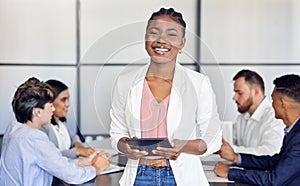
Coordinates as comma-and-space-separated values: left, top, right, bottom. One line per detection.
228, 117, 300, 186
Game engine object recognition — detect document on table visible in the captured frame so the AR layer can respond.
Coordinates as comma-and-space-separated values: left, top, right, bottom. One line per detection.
94, 148, 125, 175
97, 164, 124, 175
202, 165, 234, 183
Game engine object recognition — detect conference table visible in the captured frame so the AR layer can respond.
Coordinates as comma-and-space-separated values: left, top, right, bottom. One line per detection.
79, 171, 253, 186
79, 139, 253, 186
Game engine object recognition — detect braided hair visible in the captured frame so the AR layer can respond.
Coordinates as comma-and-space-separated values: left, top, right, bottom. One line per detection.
147, 8, 186, 37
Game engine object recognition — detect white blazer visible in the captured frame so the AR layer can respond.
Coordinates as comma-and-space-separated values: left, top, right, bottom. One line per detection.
110, 63, 222, 186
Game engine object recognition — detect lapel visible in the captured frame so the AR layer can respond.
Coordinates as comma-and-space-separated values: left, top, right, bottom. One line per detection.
47, 124, 59, 147
129, 65, 149, 138
167, 64, 185, 137
281, 118, 300, 152
167, 64, 199, 140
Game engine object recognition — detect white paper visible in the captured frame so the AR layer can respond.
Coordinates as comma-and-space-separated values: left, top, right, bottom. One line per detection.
97, 164, 125, 175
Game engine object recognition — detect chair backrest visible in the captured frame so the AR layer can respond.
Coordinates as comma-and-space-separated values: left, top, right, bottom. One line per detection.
221, 121, 233, 146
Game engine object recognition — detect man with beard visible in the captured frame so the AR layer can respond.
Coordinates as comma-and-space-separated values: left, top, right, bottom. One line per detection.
214, 74, 300, 185
221, 69, 285, 156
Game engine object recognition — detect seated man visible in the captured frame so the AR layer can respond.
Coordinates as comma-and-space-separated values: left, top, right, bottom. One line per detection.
0, 77, 110, 186
214, 74, 300, 185
230, 69, 284, 155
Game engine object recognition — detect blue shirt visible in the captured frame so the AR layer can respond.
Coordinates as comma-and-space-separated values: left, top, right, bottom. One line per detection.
0, 121, 96, 186
284, 117, 300, 135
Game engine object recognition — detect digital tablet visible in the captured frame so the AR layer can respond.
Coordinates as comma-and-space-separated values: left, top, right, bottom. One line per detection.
126, 138, 172, 156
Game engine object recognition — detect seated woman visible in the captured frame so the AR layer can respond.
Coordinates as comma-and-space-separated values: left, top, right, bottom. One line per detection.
41, 79, 95, 158
0, 77, 110, 185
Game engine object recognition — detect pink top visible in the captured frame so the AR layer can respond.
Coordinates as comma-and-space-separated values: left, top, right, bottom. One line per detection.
140, 79, 170, 138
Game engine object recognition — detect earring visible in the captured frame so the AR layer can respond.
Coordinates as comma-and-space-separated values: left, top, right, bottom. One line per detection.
179, 49, 182, 54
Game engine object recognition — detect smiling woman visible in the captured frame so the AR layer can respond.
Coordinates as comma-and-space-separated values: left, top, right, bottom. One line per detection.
109, 7, 222, 186
145, 9, 186, 67
41, 79, 96, 186
41, 79, 95, 158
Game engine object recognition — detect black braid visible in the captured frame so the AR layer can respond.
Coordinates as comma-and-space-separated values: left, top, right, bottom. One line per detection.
148, 8, 186, 37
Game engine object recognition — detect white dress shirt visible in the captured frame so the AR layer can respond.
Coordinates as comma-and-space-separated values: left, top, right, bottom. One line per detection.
233, 97, 285, 155
51, 121, 71, 151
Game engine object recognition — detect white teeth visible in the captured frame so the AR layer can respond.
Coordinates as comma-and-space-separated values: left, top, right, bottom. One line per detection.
155, 48, 169, 52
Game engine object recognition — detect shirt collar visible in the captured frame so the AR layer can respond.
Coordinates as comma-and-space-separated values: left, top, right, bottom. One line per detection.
243, 97, 269, 121
284, 117, 300, 135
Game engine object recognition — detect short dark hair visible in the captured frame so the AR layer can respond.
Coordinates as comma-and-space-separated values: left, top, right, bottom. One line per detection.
233, 69, 265, 94
45, 79, 68, 125
147, 8, 186, 37
12, 77, 54, 123
273, 74, 300, 102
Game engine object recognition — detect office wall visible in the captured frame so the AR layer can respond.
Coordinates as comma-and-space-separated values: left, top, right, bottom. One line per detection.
201, 0, 300, 121
0, 67, 77, 133
80, 0, 199, 65
0, 0, 299, 135
79, 0, 199, 134
0, 0, 199, 134
0, 0, 78, 134
0, 0, 76, 64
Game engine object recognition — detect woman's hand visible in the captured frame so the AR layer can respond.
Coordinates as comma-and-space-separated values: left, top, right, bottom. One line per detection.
78, 151, 110, 166
91, 152, 111, 174
117, 137, 148, 160
76, 146, 96, 157
124, 143, 148, 160
152, 139, 186, 160
78, 151, 98, 166
152, 139, 207, 160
